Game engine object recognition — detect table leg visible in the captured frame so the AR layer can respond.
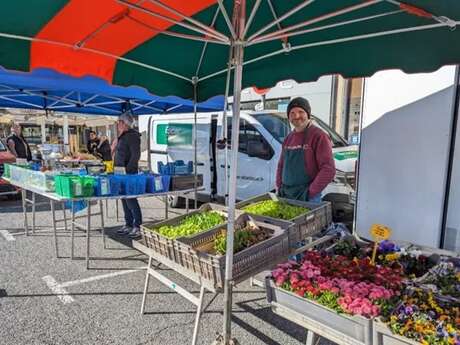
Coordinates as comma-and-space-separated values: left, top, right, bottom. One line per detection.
192, 286, 206, 345
305, 330, 319, 345
31, 192, 36, 234
50, 200, 59, 258
22, 189, 29, 236
86, 202, 91, 270
71, 201, 75, 260
62, 202, 68, 232
99, 200, 106, 249
164, 195, 168, 220
141, 256, 153, 314
186, 194, 189, 213
116, 199, 120, 222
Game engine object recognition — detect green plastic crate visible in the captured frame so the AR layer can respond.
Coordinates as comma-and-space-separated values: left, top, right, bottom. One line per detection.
3, 163, 12, 178
55, 175, 95, 198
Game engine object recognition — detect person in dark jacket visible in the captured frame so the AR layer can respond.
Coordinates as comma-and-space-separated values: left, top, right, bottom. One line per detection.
7, 123, 32, 161
114, 113, 142, 239
276, 97, 335, 203
87, 131, 100, 157
96, 135, 112, 161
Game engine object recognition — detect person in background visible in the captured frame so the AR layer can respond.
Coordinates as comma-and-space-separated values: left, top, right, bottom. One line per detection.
114, 113, 142, 239
96, 135, 112, 161
276, 97, 335, 202
7, 123, 31, 161
87, 131, 100, 157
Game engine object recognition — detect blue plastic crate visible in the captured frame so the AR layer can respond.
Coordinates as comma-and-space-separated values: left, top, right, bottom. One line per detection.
145, 174, 169, 193
135, 174, 147, 195
108, 175, 121, 196
157, 161, 193, 175
93, 176, 111, 196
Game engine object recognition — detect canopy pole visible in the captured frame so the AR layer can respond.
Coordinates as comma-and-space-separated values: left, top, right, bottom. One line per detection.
193, 77, 198, 210
63, 114, 69, 154
40, 115, 46, 144
222, 46, 234, 206
223, 1, 245, 344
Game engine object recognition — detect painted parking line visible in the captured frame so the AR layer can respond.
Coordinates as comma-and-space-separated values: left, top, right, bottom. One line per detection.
0, 230, 15, 241
42, 275, 74, 304
43, 267, 145, 304
60, 267, 144, 288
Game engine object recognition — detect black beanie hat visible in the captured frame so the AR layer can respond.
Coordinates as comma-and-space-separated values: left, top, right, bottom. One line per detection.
287, 97, 311, 118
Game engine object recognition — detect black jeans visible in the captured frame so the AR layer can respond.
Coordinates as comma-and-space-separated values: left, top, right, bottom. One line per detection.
121, 198, 142, 228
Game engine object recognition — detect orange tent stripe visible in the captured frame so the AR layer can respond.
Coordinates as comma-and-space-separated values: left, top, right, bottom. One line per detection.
31, 0, 216, 82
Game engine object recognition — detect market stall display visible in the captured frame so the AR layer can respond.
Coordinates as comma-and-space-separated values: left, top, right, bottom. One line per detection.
236, 193, 332, 247
266, 236, 459, 345
140, 203, 230, 262
175, 213, 289, 289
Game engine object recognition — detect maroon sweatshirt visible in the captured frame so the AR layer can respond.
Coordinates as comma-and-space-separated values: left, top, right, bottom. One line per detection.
276, 125, 336, 198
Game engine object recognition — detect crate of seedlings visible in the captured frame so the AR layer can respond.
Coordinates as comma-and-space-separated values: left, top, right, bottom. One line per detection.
236, 193, 332, 247
140, 203, 231, 262
175, 213, 289, 290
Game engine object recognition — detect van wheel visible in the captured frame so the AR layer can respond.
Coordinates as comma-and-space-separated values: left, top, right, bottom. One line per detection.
168, 196, 185, 208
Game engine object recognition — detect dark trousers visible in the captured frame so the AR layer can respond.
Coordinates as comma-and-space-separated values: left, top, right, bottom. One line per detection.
121, 198, 142, 228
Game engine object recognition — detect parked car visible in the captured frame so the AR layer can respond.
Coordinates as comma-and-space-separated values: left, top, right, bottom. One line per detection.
0, 138, 19, 198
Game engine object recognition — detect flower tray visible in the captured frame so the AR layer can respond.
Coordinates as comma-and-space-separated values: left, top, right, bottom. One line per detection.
373, 319, 420, 345
140, 203, 231, 263
265, 277, 373, 345
174, 214, 289, 290
235, 193, 332, 248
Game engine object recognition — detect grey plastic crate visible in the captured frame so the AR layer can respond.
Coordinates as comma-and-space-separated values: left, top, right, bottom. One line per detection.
373, 319, 420, 345
265, 277, 373, 345
140, 203, 231, 262
175, 214, 289, 289
236, 193, 332, 247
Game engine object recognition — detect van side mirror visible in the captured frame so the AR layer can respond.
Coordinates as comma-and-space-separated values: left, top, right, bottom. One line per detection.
247, 140, 272, 160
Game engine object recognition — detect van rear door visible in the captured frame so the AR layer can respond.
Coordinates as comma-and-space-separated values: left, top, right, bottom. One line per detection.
216, 117, 273, 200
149, 114, 213, 196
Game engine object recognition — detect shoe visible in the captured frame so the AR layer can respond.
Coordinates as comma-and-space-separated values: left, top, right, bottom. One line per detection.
128, 227, 141, 239
117, 225, 132, 235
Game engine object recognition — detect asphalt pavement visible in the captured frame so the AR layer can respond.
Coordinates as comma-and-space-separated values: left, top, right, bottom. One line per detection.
0, 194, 332, 345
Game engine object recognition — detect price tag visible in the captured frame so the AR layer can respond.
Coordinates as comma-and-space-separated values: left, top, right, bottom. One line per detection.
370, 224, 392, 240
369, 224, 392, 265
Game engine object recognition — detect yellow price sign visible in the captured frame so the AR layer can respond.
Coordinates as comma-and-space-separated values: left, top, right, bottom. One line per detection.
369, 224, 392, 265
370, 224, 392, 241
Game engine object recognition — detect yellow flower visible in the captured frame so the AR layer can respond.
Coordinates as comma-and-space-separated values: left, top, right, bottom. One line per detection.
385, 253, 400, 261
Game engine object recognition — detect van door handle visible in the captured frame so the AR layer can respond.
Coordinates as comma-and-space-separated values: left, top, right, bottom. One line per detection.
220, 165, 230, 168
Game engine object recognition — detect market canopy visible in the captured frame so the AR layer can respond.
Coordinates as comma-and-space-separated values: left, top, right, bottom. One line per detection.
0, 1, 459, 101
0, 67, 224, 115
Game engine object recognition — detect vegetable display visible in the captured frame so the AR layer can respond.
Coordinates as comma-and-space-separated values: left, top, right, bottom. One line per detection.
150, 211, 225, 239
242, 200, 308, 220
214, 223, 271, 255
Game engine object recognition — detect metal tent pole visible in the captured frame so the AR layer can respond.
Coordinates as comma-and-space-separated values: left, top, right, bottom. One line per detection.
223, 1, 245, 344
222, 47, 233, 206
193, 77, 199, 210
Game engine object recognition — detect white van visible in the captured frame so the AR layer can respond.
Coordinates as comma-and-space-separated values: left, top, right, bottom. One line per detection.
141, 111, 357, 223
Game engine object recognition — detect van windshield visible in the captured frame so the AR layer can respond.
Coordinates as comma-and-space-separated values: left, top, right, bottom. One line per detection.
253, 113, 347, 147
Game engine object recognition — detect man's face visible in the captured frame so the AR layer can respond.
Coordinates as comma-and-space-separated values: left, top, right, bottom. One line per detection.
89, 132, 96, 140
288, 107, 309, 129
117, 120, 126, 134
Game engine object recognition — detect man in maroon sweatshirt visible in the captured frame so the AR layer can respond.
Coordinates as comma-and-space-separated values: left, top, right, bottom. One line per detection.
276, 97, 335, 202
